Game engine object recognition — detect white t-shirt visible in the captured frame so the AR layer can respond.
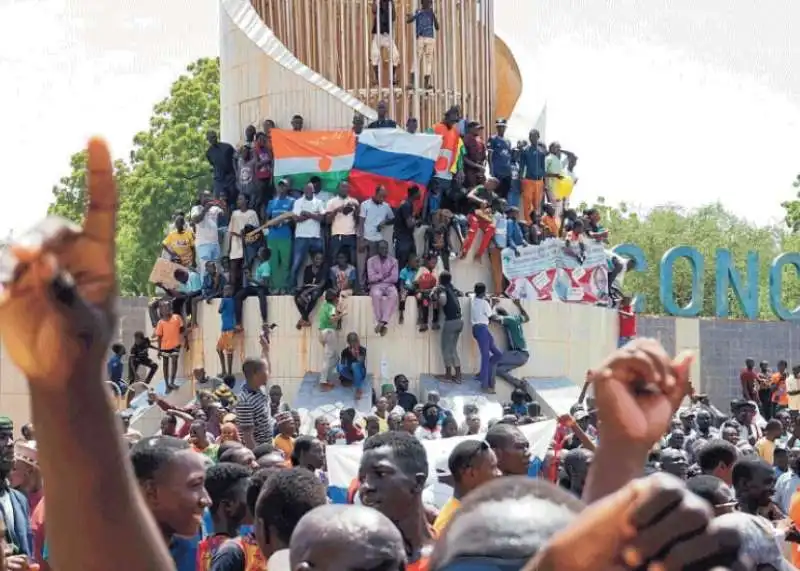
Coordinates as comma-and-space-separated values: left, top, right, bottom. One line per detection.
544, 153, 564, 192
359, 199, 394, 242
326, 196, 359, 236
190, 205, 223, 246
293, 196, 324, 239
228, 209, 259, 260
470, 296, 494, 325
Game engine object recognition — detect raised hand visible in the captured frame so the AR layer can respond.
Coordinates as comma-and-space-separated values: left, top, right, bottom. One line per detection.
0, 138, 117, 387
526, 473, 745, 571
591, 338, 692, 448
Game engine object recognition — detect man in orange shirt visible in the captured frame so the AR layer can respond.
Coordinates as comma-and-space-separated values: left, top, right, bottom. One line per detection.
153, 301, 185, 391
359, 432, 436, 571
273, 411, 296, 464
771, 359, 789, 418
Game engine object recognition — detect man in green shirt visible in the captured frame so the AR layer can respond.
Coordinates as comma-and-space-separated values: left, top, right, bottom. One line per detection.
492, 299, 530, 390
318, 289, 343, 391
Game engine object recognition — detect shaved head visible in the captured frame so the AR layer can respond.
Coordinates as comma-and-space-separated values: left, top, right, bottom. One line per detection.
290, 504, 406, 571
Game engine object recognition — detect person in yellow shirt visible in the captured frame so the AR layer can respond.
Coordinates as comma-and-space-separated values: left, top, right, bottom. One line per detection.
433, 439, 501, 534
754, 419, 783, 466
273, 411, 295, 465
162, 214, 196, 268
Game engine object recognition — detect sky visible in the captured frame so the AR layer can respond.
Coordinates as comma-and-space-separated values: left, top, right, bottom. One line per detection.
1, 0, 797, 237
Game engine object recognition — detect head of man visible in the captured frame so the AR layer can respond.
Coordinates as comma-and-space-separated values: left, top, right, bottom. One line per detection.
9, 442, 38, 492
291, 436, 325, 472
486, 424, 531, 476
359, 431, 428, 525
205, 462, 251, 533
290, 505, 406, 571
697, 439, 739, 486
254, 467, 328, 560
659, 448, 689, 480
734, 401, 756, 426
0, 418, 14, 479
253, 442, 288, 470
131, 436, 211, 537
696, 410, 712, 433
732, 457, 776, 512
686, 475, 738, 517
219, 445, 259, 471
562, 448, 593, 497
243, 358, 268, 389
429, 477, 583, 571
448, 440, 500, 498
421, 403, 440, 430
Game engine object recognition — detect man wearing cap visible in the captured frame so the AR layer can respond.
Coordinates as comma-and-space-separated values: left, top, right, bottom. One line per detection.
0, 417, 32, 557
10, 441, 42, 516
265, 178, 296, 293
487, 119, 512, 198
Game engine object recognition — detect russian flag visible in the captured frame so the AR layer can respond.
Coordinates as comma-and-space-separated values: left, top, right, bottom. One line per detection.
348, 129, 442, 207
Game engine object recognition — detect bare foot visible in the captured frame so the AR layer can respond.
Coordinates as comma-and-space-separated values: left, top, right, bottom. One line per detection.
319, 382, 335, 392
355, 389, 363, 400
419, 324, 428, 333
374, 323, 383, 334
296, 320, 304, 330
380, 323, 388, 336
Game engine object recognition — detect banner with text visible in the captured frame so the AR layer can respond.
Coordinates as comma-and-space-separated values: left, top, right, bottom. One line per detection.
501, 239, 609, 303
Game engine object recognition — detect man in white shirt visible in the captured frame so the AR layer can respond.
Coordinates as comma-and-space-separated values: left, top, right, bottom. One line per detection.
190, 192, 225, 279
290, 183, 326, 291
326, 181, 360, 267
470, 283, 502, 394
227, 193, 260, 293
787, 365, 800, 412
359, 186, 394, 284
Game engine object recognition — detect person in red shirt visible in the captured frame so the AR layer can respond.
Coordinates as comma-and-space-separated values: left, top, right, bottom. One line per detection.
617, 295, 636, 348
359, 432, 437, 571
340, 408, 365, 445
740, 358, 760, 402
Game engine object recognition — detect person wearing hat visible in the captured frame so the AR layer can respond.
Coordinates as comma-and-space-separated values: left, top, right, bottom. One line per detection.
462, 121, 487, 190
10, 441, 42, 516
0, 417, 33, 558
487, 118, 513, 198
273, 412, 296, 463
265, 178, 296, 293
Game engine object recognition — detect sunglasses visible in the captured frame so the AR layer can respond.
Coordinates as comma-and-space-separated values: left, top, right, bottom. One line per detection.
438, 557, 530, 571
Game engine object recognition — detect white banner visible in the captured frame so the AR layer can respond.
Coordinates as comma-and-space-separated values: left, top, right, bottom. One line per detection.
327, 420, 557, 508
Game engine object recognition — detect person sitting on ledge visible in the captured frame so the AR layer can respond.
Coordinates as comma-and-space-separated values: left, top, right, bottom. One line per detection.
366, 240, 398, 336
398, 252, 420, 325
460, 178, 498, 262
294, 251, 328, 329
233, 245, 271, 329
414, 253, 440, 332
338, 332, 368, 400
492, 299, 530, 391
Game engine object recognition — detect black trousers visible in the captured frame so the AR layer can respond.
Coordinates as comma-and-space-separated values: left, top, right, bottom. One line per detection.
234, 285, 269, 324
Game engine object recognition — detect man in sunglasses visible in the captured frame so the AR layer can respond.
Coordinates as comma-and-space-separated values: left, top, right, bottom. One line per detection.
433, 440, 501, 534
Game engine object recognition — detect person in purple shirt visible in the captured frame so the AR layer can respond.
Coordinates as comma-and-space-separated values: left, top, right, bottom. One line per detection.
366, 240, 399, 336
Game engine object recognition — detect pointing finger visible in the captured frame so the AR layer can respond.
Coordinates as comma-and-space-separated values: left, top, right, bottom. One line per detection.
82, 138, 117, 260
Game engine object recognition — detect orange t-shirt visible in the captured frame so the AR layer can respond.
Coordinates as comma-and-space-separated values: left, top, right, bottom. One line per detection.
541, 215, 560, 237
408, 558, 430, 571
771, 372, 789, 406
155, 314, 183, 350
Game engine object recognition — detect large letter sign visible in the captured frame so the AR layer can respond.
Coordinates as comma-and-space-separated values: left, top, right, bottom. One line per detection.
769, 253, 800, 321
615, 243, 800, 321
660, 247, 704, 317
715, 249, 759, 320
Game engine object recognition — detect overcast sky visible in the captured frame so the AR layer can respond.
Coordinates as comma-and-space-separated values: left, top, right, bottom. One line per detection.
1, 0, 796, 236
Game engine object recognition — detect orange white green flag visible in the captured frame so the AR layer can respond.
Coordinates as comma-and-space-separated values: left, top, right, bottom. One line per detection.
271, 130, 356, 190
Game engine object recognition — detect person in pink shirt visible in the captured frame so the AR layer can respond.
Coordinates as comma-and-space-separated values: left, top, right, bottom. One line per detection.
366, 240, 399, 336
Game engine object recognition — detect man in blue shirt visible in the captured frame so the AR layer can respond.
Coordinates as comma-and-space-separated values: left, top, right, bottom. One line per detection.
266, 179, 295, 293
406, 0, 439, 89
107, 344, 126, 396
487, 118, 513, 198
520, 129, 546, 224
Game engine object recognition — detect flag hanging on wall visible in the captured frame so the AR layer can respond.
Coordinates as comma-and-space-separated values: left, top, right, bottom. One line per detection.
348, 129, 442, 206
271, 130, 355, 191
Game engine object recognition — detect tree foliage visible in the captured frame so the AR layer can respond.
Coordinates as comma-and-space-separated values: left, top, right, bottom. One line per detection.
48, 57, 220, 295
782, 174, 800, 232
586, 198, 800, 320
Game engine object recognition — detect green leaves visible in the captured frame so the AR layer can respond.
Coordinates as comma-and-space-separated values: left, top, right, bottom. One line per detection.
48, 57, 221, 295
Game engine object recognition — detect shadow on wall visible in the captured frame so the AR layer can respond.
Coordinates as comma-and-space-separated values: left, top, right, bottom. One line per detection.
495, 34, 523, 119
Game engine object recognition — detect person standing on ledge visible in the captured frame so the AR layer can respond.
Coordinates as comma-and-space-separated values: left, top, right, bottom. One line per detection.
367, 100, 398, 129
370, 0, 400, 86
492, 299, 530, 391
406, 0, 439, 90
470, 283, 502, 394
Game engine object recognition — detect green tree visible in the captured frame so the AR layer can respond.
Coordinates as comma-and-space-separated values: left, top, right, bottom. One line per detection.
782, 174, 800, 232
587, 198, 784, 319
48, 57, 220, 295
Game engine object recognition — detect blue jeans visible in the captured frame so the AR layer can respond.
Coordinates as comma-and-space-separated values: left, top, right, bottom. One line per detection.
337, 361, 367, 389
290, 237, 324, 290
196, 242, 221, 279
472, 324, 503, 389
